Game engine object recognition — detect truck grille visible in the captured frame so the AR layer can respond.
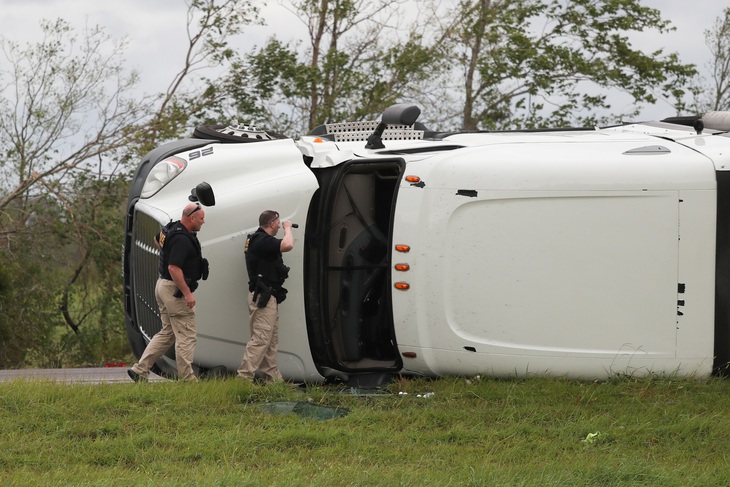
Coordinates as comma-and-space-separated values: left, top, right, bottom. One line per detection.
130, 210, 163, 339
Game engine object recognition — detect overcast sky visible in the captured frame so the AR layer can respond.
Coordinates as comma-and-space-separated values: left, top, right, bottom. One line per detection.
0, 0, 727, 123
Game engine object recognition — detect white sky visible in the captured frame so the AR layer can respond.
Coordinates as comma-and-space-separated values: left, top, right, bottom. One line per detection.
0, 0, 727, 123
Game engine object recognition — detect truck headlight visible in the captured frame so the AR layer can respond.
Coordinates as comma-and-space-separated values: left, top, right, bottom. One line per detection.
140, 156, 187, 198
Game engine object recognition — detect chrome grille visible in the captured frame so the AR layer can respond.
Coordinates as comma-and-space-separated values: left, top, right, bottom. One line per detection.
131, 210, 163, 339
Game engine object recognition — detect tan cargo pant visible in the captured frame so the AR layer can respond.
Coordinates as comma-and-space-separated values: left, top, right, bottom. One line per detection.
130, 278, 198, 381
237, 290, 282, 382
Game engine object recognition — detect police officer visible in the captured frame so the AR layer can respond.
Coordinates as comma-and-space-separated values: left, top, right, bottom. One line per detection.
128, 202, 208, 382
237, 210, 294, 383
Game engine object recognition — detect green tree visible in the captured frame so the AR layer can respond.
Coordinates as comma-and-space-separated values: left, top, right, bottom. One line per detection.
0, 250, 62, 367
47, 171, 132, 367
445, 0, 698, 130
0, 19, 147, 367
205, 0, 698, 134
0, 1, 262, 368
208, 0, 448, 136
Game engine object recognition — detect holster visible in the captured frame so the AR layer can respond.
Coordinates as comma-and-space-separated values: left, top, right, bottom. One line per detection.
252, 276, 273, 308
173, 278, 198, 298
200, 258, 209, 280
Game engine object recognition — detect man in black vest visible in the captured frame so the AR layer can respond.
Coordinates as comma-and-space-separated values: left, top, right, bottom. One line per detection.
237, 210, 294, 383
129, 202, 208, 382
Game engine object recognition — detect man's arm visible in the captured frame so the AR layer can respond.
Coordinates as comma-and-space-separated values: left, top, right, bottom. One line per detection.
280, 221, 294, 253
169, 264, 196, 308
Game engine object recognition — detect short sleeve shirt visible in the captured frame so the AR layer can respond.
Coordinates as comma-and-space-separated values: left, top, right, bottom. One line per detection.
245, 228, 283, 284
162, 230, 202, 280
248, 228, 281, 262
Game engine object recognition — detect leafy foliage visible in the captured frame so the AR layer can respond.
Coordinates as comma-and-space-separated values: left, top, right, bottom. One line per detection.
134, 0, 261, 154
204, 0, 448, 135
0, 18, 147, 367
200, 0, 699, 134
449, 0, 699, 129
0, 253, 61, 367
0, 2, 262, 368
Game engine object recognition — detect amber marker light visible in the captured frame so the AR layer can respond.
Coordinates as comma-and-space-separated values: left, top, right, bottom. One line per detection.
405, 175, 421, 183
394, 263, 410, 271
394, 282, 410, 290
395, 244, 410, 253
313, 137, 324, 143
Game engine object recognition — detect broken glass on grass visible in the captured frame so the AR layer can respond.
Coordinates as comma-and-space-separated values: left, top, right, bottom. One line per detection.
259, 401, 349, 420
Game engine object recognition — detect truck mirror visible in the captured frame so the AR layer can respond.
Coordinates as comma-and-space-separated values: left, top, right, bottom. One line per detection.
366, 104, 422, 150
382, 104, 421, 126
189, 181, 216, 206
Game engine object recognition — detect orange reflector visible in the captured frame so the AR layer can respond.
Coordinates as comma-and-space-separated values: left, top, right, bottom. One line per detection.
395, 244, 410, 253
394, 282, 410, 290
402, 351, 417, 359
394, 263, 410, 271
405, 175, 421, 183
314, 137, 324, 143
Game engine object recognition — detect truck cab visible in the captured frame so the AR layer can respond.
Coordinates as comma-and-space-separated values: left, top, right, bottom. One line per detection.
123, 105, 730, 383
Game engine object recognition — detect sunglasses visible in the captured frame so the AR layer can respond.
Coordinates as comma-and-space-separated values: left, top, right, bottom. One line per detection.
264, 213, 280, 226
186, 204, 202, 217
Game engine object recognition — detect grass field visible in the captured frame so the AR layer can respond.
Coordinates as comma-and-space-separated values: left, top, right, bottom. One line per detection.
1, 375, 730, 486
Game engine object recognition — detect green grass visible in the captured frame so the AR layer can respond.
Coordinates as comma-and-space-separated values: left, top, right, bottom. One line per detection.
2, 376, 730, 486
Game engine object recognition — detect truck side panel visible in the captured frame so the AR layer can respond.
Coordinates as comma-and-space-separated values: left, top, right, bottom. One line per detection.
392, 139, 716, 378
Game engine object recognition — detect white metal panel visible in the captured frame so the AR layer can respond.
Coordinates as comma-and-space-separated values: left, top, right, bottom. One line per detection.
392, 134, 717, 378
423, 139, 714, 192
603, 123, 730, 172
443, 192, 678, 355
142, 139, 324, 381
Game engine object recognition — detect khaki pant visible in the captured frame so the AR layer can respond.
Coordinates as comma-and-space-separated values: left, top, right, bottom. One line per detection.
131, 278, 197, 381
237, 290, 282, 381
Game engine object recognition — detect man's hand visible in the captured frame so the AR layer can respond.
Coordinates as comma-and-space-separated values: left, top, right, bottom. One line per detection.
169, 264, 196, 308
280, 220, 295, 252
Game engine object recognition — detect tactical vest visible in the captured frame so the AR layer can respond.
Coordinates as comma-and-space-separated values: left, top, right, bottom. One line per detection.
158, 220, 204, 282
245, 231, 289, 291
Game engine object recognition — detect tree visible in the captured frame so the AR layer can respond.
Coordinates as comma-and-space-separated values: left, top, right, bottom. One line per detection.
207, 0, 449, 136
139, 0, 261, 153
205, 0, 698, 134
435, 0, 699, 129
0, 2, 263, 368
705, 7, 730, 112
0, 19, 147, 229
0, 19, 149, 366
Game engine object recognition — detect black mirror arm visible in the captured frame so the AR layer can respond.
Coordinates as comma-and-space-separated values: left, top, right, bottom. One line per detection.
365, 122, 387, 150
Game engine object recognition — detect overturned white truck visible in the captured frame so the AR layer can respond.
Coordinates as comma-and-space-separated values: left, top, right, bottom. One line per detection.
123, 104, 730, 384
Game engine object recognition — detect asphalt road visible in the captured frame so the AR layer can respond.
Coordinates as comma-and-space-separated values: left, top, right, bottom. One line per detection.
0, 367, 168, 384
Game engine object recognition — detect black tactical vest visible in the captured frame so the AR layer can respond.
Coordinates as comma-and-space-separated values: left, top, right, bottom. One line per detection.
158, 220, 203, 282
245, 231, 289, 291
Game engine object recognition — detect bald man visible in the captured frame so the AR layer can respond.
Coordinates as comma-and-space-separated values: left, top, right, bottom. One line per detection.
129, 202, 208, 382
